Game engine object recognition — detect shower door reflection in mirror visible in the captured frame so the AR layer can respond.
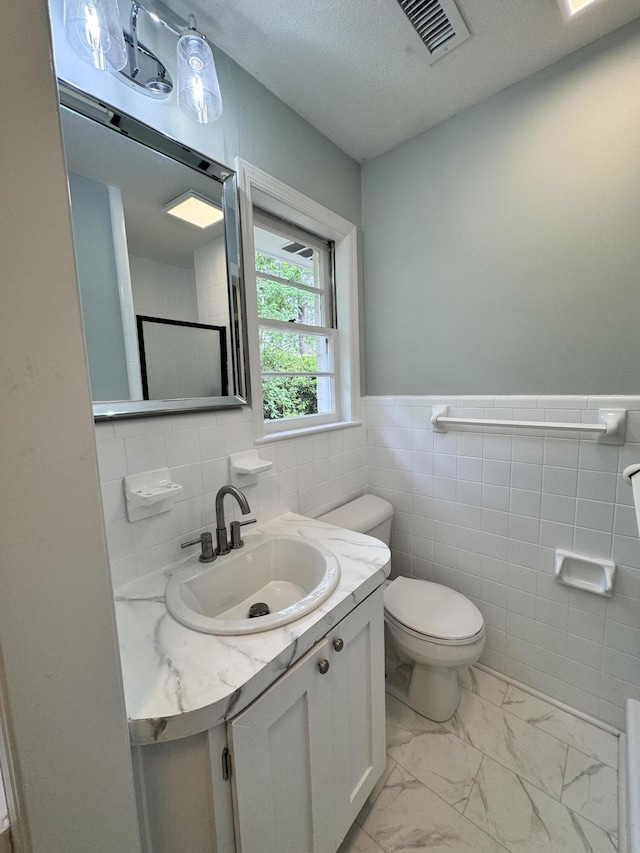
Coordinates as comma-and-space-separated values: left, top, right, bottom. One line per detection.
59, 90, 246, 419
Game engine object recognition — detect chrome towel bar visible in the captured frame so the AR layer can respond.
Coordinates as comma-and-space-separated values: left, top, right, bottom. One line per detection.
431, 405, 626, 444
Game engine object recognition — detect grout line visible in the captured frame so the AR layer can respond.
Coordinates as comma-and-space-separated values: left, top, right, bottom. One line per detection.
462, 698, 616, 823
463, 752, 485, 818
561, 762, 619, 840
468, 740, 567, 806
475, 662, 622, 736
454, 754, 511, 853
382, 740, 511, 853
358, 825, 384, 853
498, 700, 619, 772
465, 672, 619, 772
561, 740, 571, 800
435, 687, 569, 803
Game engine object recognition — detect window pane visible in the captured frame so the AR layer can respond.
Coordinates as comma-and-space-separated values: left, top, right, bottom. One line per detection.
252, 213, 338, 429
254, 218, 324, 292
255, 250, 316, 288
256, 278, 321, 326
262, 376, 334, 421
259, 329, 331, 374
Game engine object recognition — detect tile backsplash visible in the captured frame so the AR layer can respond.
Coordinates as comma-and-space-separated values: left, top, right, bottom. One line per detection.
96, 406, 368, 589
366, 395, 640, 730
97, 394, 640, 729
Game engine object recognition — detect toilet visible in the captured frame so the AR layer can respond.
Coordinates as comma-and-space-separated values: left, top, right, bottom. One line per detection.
318, 495, 485, 722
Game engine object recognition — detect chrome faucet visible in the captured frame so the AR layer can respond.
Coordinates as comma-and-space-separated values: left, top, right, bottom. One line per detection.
214, 485, 256, 555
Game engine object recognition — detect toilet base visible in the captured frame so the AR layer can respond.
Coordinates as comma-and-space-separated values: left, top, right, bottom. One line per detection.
386, 662, 462, 722
384, 617, 484, 723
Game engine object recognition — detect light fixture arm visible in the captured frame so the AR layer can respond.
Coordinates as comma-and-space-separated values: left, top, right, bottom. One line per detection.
129, 3, 141, 79
127, 0, 189, 38
127, 1, 173, 81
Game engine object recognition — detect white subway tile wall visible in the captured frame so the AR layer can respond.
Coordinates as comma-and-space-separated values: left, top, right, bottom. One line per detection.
97, 395, 640, 729
96, 406, 368, 590
367, 395, 640, 730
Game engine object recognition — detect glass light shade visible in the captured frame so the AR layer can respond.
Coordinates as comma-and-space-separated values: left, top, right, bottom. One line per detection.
64, 0, 127, 72
177, 32, 223, 124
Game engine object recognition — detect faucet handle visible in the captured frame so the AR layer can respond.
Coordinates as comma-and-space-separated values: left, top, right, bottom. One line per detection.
181, 532, 216, 563
230, 518, 257, 549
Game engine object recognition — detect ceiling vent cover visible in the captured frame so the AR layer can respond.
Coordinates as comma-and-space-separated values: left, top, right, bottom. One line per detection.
282, 241, 314, 260
391, 0, 471, 64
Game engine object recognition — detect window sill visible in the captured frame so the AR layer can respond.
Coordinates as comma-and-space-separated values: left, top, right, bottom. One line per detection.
254, 420, 363, 445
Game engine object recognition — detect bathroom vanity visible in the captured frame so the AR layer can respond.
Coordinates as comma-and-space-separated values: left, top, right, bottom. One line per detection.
114, 513, 391, 853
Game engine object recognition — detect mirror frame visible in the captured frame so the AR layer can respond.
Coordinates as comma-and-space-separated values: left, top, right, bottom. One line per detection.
59, 82, 248, 420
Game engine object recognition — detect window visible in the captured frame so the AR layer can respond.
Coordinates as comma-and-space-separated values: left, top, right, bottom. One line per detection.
237, 161, 360, 440
254, 212, 336, 428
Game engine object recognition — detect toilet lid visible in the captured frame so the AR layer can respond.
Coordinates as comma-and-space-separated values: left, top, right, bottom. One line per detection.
384, 577, 484, 641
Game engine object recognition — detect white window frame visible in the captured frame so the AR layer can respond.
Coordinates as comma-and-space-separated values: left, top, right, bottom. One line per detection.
236, 159, 360, 442
253, 211, 336, 433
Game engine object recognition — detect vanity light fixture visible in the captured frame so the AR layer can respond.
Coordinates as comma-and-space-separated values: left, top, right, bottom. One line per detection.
177, 16, 223, 124
165, 191, 224, 228
64, 0, 127, 71
557, 0, 603, 19
63, 0, 223, 123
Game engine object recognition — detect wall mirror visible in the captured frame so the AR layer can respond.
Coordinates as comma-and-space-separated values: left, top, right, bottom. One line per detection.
58, 84, 247, 419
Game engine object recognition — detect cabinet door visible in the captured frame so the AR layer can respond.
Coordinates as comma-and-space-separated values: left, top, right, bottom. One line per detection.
229, 587, 386, 853
229, 639, 335, 853
328, 587, 385, 851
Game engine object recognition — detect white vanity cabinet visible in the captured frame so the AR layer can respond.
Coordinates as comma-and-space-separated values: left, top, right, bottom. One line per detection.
131, 583, 386, 853
228, 586, 385, 853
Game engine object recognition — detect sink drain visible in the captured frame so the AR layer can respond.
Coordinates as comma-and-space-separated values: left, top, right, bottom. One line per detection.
248, 602, 270, 618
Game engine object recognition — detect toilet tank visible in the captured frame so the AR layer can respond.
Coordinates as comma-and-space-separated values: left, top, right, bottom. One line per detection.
318, 495, 393, 546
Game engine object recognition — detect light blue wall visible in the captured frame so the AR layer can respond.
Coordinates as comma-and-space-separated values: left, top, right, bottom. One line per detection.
48, 0, 360, 227
129, 256, 198, 322
69, 172, 130, 401
362, 20, 640, 395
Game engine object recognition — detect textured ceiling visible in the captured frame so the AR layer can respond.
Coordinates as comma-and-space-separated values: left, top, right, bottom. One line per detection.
168, 0, 640, 162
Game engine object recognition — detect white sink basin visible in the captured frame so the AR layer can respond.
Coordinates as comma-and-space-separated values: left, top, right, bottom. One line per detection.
165, 532, 341, 635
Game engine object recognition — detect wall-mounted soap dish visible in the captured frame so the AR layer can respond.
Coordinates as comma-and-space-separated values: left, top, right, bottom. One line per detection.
124, 468, 183, 522
554, 549, 615, 597
229, 450, 273, 484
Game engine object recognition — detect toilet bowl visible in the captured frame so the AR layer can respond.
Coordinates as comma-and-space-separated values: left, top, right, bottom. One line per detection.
318, 495, 486, 722
384, 577, 485, 721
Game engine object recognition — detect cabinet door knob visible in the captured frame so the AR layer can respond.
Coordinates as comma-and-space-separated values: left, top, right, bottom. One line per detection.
318, 659, 330, 675
333, 638, 344, 652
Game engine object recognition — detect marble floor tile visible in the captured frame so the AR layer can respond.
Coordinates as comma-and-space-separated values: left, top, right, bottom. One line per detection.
360, 764, 506, 853
442, 688, 568, 799
464, 755, 618, 853
386, 695, 483, 811
337, 823, 385, 853
561, 747, 619, 837
385, 692, 444, 746
357, 756, 397, 825
502, 685, 619, 769
459, 666, 509, 707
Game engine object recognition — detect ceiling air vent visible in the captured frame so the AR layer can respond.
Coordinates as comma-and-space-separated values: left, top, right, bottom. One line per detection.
282, 241, 314, 259
391, 0, 471, 64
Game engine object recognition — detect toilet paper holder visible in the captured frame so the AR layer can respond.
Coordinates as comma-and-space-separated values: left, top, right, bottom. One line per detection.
623, 463, 640, 540
623, 463, 640, 484
554, 550, 615, 597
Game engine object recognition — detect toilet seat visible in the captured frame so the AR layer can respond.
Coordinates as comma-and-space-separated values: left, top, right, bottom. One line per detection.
384, 609, 484, 647
384, 577, 484, 645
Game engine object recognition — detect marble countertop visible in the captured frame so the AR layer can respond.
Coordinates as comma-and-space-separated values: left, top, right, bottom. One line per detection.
114, 513, 391, 745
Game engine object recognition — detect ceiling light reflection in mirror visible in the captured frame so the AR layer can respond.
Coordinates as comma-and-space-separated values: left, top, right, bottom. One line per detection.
165, 191, 224, 228
559, 0, 603, 18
